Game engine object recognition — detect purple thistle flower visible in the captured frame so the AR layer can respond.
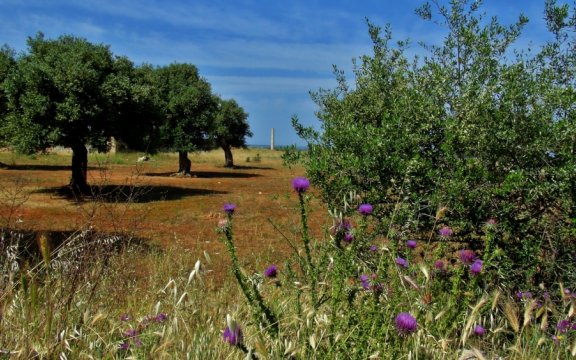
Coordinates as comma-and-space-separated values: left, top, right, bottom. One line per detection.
459, 250, 476, 265
291, 177, 310, 193
395, 312, 417, 335
470, 259, 483, 275
557, 320, 571, 333
358, 203, 373, 216
434, 260, 445, 270
370, 245, 378, 252
331, 218, 352, 236
264, 264, 278, 278
395, 257, 408, 268
223, 203, 236, 215
406, 240, 417, 249
223, 325, 243, 346
473, 325, 486, 336
339, 219, 352, 231
154, 313, 168, 322
516, 291, 533, 300
535, 300, 543, 308
359, 274, 370, 290
360, 274, 382, 294
343, 232, 354, 244
120, 314, 130, 322
119, 341, 130, 350
438, 226, 453, 237
124, 329, 137, 338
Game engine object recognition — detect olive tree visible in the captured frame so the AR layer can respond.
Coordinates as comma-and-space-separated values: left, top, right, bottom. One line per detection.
3, 34, 117, 192
213, 97, 251, 168
3, 34, 157, 192
154, 63, 217, 176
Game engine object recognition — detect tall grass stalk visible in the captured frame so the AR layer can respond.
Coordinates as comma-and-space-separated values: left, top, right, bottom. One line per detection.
220, 210, 278, 339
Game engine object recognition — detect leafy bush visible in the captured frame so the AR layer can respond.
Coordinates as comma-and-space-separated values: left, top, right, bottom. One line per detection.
291, 0, 576, 287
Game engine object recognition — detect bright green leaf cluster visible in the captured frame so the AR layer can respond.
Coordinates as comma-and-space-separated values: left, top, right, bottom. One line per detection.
295, 0, 576, 287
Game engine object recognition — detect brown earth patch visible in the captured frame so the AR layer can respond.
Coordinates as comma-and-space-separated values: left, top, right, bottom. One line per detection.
0, 150, 329, 284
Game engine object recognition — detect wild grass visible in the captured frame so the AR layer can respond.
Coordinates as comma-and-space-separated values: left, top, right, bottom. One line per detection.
0, 150, 574, 359
0, 147, 279, 168
0, 231, 240, 359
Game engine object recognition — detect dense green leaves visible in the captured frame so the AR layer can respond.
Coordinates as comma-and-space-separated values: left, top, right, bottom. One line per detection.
4, 34, 119, 153
213, 98, 251, 167
0, 45, 16, 146
154, 63, 217, 154
0, 33, 252, 183
151, 63, 219, 174
295, 0, 576, 287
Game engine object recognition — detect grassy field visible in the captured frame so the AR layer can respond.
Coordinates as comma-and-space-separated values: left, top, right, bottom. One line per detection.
1, 148, 574, 359
0, 148, 327, 358
0, 148, 326, 284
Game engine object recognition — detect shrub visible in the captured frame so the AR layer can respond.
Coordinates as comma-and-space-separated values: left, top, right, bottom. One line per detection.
290, 0, 576, 287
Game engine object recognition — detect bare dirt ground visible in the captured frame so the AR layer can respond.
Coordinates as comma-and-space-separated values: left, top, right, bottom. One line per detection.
0, 149, 328, 283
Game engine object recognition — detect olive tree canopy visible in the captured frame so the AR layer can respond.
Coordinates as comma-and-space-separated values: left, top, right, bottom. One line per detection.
3, 34, 156, 192
154, 63, 217, 175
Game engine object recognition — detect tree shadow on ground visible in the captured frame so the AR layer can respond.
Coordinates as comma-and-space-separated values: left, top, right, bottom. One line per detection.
144, 171, 263, 178
231, 165, 275, 170
2, 164, 103, 171
33, 184, 227, 203
1, 228, 155, 269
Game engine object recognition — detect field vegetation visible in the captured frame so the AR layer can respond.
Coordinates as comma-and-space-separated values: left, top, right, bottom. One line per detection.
1, 0, 576, 358
0, 148, 574, 359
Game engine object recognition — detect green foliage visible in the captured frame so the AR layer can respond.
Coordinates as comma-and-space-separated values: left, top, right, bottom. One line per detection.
154, 63, 217, 153
1, 34, 163, 190
103, 59, 162, 153
3, 33, 117, 153
1, 33, 251, 179
0, 44, 16, 146
212, 97, 252, 167
213, 97, 252, 149
294, 0, 576, 287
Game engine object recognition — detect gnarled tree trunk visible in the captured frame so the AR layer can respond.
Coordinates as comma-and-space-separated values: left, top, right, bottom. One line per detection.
70, 142, 89, 194
178, 151, 192, 176
222, 145, 234, 168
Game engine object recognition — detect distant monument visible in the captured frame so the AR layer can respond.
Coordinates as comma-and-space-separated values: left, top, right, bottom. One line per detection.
109, 137, 117, 154
270, 128, 275, 150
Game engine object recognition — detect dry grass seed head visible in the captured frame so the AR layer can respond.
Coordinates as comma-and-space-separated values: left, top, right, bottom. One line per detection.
459, 348, 487, 360
501, 299, 520, 333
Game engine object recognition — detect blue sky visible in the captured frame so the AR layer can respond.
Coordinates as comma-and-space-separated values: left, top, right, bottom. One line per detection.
0, 0, 560, 146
